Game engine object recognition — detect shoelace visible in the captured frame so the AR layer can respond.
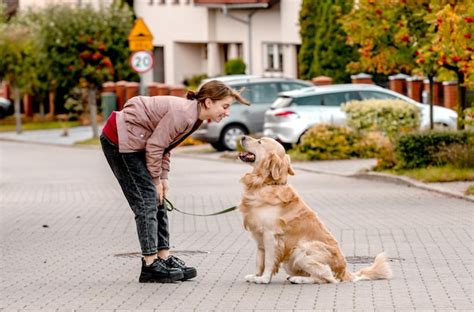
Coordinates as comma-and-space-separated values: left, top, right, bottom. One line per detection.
169, 255, 185, 266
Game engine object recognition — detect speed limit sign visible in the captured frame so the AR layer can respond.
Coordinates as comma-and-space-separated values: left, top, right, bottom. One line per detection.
130, 51, 154, 73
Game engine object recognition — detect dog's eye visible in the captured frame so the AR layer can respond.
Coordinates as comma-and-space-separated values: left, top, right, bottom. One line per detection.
258, 140, 262, 144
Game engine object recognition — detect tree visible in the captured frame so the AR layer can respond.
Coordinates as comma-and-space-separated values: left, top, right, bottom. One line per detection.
341, 0, 430, 75
419, 1, 474, 129
17, 3, 137, 137
299, 0, 356, 82
0, 23, 40, 133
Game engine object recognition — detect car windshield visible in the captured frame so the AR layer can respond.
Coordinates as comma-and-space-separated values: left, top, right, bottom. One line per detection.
271, 97, 293, 109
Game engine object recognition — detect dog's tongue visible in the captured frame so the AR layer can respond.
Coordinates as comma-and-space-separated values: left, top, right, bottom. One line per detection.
239, 152, 256, 163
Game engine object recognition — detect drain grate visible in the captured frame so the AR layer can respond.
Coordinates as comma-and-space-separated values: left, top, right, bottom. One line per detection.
346, 256, 404, 264
114, 250, 209, 258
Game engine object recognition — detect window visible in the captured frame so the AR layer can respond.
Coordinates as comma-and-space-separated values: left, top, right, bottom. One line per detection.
279, 82, 308, 92
322, 92, 361, 106
264, 43, 283, 72
237, 83, 279, 104
359, 91, 398, 100
293, 95, 322, 106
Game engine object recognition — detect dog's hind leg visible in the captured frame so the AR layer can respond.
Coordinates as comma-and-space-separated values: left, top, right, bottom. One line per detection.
288, 262, 337, 284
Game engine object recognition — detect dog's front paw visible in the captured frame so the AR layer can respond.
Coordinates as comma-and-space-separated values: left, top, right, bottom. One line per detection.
253, 275, 271, 284
245, 274, 256, 282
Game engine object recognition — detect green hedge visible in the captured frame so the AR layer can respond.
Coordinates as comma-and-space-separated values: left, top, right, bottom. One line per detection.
395, 131, 474, 169
290, 124, 389, 160
343, 99, 421, 139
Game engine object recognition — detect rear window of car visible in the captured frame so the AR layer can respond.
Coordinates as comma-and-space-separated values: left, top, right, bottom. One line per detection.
321, 91, 361, 106
293, 94, 322, 106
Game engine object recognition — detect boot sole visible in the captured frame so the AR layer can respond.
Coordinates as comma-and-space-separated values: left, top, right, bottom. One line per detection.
139, 272, 184, 283
181, 269, 197, 281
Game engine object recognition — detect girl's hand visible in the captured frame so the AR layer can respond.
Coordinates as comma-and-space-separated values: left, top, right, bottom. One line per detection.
161, 179, 169, 200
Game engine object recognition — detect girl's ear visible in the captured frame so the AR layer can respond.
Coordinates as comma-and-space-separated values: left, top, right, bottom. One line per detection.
204, 98, 213, 109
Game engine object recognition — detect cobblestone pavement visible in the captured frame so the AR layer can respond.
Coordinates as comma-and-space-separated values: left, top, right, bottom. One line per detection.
1, 141, 473, 311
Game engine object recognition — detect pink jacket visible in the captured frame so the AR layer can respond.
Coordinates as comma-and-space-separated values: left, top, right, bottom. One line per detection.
116, 95, 201, 184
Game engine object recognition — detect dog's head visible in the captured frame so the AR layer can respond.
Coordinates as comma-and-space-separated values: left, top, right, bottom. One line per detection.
239, 136, 295, 188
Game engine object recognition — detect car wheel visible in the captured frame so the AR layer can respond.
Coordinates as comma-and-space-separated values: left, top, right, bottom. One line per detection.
219, 124, 248, 151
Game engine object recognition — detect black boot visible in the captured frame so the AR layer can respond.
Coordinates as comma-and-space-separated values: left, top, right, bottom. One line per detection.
139, 258, 184, 283
165, 255, 197, 281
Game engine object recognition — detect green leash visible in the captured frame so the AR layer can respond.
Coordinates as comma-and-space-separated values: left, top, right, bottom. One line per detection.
162, 197, 237, 217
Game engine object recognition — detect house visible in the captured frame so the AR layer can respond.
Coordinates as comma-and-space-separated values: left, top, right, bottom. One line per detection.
13, 0, 303, 85
135, 0, 302, 85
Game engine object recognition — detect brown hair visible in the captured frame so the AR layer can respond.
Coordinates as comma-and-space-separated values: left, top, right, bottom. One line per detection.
186, 80, 250, 106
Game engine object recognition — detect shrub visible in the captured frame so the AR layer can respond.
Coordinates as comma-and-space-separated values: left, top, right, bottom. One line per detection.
183, 73, 208, 90
343, 99, 421, 139
224, 58, 246, 75
465, 106, 474, 130
290, 124, 387, 161
395, 130, 474, 169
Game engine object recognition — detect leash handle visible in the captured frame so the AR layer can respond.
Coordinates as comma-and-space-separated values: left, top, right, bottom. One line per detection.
163, 197, 237, 217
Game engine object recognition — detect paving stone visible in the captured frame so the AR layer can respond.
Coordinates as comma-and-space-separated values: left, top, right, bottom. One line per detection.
1, 141, 473, 311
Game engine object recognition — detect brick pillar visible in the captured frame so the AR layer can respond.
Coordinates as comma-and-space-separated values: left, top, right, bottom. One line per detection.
0, 81, 11, 99
388, 73, 409, 95
115, 81, 127, 111
406, 76, 423, 102
351, 73, 373, 84
442, 81, 458, 110
311, 76, 333, 86
169, 85, 186, 98
423, 79, 442, 106
125, 82, 140, 102
23, 94, 34, 117
102, 81, 116, 93
148, 83, 160, 96
157, 84, 170, 96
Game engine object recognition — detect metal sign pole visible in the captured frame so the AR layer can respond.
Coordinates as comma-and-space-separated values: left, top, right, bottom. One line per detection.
139, 73, 145, 95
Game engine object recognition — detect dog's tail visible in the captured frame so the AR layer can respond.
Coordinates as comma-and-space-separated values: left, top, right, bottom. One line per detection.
351, 252, 392, 282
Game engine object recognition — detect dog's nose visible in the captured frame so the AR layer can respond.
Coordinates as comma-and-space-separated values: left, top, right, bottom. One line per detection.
241, 136, 246, 141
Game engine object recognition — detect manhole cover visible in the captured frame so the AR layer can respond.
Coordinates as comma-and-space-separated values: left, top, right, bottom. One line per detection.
114, 250, 209, 258
346, 256, 404, 264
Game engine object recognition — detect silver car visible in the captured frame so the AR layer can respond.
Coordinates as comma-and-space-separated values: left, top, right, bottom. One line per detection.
192, 75, 312, 150
264, 84, 458, 148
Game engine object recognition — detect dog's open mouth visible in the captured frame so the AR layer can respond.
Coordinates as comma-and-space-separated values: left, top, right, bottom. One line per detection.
238, 151, 256, 163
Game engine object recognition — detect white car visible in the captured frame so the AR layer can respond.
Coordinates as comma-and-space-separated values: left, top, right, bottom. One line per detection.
264, 84, 458, 147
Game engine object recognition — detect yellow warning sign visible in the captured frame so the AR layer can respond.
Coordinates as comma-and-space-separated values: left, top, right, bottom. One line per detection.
128, 17, 154, 52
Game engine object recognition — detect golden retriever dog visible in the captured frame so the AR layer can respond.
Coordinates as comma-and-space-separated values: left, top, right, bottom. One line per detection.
238, 136, 392, 284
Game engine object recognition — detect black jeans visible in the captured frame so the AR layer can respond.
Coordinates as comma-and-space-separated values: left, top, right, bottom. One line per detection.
100, 134, 170, 255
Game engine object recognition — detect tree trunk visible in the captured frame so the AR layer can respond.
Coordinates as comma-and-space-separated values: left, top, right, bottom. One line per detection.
13, 87, 22, 134
427, 75, 434, 130
48, 89, 55, 116
456, 72, 466, 130
88, 87, 99, 139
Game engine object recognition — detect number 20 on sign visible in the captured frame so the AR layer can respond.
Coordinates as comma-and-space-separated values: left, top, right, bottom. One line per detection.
130, 51, 154, 74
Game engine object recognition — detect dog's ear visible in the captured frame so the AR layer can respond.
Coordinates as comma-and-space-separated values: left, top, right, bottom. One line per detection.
286, 155, 295, 176
265, 152, 283, 181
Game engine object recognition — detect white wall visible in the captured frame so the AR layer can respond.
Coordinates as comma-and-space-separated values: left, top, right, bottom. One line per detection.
134, 0, 303, 84
280, 0, 301, 44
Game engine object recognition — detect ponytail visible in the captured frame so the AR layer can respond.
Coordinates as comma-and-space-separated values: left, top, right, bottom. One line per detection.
186, 90, 197, 100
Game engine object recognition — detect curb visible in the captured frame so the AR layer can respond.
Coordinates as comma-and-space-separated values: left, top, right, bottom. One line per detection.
352, 171, 474, 203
